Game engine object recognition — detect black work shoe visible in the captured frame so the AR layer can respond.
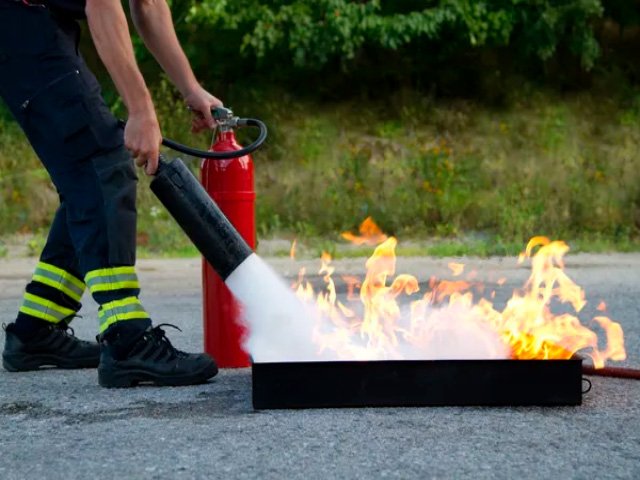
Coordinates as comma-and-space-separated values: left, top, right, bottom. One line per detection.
2, 322, 100, 372
98, 324, 218, 388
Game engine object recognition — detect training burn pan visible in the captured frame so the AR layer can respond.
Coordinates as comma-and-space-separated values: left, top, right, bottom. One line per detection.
252, 359, 583, 409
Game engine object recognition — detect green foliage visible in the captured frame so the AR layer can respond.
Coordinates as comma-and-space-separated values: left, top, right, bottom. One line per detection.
182, 0, 606, 71
0, 106, 56, 234
2, 1, 640, 257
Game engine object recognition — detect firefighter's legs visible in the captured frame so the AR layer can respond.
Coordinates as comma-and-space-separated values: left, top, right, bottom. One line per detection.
0, 4, 150, 341
1, 3, 217, 384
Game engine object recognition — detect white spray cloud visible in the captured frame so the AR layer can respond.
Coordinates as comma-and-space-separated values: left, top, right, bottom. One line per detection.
225, 253, 509, 363
225, 254, 320, 362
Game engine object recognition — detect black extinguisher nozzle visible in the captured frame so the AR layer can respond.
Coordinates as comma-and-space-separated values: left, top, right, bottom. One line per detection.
150, 158, 253, 280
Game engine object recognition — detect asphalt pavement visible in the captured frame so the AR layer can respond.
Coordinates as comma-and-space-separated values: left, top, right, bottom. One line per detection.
0, 254, 639, 479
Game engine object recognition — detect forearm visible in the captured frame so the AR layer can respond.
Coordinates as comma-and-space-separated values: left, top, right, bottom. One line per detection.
130, 0, 199, 97
85, 0, 155, 116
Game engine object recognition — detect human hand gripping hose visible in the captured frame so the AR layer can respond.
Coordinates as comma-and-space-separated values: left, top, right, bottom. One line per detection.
120, 107, 267, 281
159, 107, 267, 161
118, 107, 268, 161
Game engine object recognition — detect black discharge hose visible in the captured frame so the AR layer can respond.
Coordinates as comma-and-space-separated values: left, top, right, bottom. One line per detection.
161, 118, 267, 159
117, 117, 268, 160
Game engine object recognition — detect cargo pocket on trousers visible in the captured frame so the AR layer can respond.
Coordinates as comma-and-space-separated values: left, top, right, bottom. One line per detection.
23, 70, 103, 163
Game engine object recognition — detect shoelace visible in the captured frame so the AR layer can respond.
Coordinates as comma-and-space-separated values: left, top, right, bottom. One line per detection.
53, 316, 98, 346
54, 313, 85, 337
58, 323, 75, 336
146, 324, 188, 359
55, 315, 81, 336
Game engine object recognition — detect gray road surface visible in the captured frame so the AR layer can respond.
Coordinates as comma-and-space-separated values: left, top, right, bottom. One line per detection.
0, 254, 639, 479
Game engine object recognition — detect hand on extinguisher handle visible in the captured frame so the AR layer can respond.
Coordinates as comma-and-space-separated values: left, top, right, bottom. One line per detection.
161, 117, 267, 159
117, 116, 268, 160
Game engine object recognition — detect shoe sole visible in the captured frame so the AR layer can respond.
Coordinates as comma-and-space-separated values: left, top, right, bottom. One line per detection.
98, 362, 219, 388
2, 353, 99, 372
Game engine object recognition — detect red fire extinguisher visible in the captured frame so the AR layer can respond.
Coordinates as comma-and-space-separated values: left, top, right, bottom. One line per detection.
201, 110, 256, 368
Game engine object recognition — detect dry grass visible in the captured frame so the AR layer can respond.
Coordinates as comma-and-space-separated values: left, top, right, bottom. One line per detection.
1, 83, 640, 257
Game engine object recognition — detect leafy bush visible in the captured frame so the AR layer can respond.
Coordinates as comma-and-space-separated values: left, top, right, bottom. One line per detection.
2, 1, 640, 254
181, 0, 607, 72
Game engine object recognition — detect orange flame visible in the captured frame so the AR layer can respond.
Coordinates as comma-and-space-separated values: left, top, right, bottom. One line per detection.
341, 217, 388, 246
293, 219, 626, 367
448, 263, 465, 277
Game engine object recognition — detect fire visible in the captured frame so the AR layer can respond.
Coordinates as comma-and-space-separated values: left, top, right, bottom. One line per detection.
448, 263, 465, 277
292, 219, 626, 367
289, 239, 297, 259
340, 216, 388, 246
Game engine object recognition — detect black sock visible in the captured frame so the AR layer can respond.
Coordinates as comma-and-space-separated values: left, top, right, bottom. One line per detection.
12, 314, 52, 341
101, 319, 152, 359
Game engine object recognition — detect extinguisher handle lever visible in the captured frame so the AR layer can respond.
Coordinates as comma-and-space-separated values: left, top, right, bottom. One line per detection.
117, 115, 268, 160
212, 106, 235, 123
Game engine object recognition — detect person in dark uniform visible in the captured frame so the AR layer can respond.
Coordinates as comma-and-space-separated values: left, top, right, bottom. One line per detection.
0, 0, 220, 387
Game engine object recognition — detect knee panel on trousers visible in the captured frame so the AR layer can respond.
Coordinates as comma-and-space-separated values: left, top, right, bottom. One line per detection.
92, 148, 138, 267
57, 147, 137, 272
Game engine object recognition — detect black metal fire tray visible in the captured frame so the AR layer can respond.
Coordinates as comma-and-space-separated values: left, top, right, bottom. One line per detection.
252, 359, 583, 409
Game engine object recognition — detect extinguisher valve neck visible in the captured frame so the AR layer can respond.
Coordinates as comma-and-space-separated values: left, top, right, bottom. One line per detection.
218, 121, 239, 133
213, 107, 240, 132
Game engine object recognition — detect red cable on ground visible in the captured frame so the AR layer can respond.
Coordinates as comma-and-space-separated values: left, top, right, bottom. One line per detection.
572, 354, 640, 380
582, 365, 640, 380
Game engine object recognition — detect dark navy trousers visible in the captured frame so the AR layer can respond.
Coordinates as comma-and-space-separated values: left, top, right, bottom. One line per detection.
0, 2, 151, 334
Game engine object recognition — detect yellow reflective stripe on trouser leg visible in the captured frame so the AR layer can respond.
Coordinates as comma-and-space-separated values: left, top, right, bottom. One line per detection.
98, 296, 149, 333
19, 292, 77, 324
85, 267, 140, 293
31, 262, 85, 302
